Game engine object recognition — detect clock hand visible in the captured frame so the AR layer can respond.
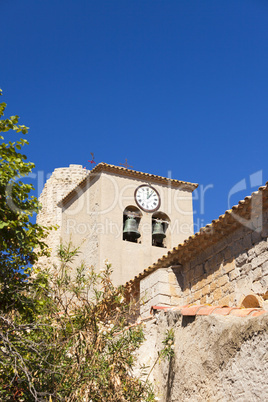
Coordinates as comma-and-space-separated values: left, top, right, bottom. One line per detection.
147, 191, 153, 199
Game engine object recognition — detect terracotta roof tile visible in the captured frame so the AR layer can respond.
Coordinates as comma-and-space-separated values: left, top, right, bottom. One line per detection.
126, 181, 268, 286
180, 305, 205, 316
213, 307, 237, 316
194, 306, 221, 316
250, 310, 266, 317
150, 304, 266, 318
230, 308, 259, 317
58, 162, 198, 206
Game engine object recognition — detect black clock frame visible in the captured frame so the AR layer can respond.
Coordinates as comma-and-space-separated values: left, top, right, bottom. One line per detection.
134, 184, 161, 212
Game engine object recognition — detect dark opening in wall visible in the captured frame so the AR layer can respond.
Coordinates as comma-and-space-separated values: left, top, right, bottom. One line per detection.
123, 206, 142, 243
152, 211, 170, 248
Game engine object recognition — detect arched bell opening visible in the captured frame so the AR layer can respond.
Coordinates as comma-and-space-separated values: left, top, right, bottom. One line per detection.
152, 212, 170, 248
123, 206, 142, 243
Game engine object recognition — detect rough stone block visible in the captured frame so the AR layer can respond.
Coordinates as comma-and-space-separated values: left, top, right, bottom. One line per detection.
194, 264, 204, 279
260, 275, 268, 290
152, 282, 170, 297
251, 281, 265, 294
183, 262, 191, 272
191, 281, 200, 293
222, 259, 235, 274
170, 296, 182, 306
143, 294, 171, 311
231, 241, 244, 256
210, 281, 218, 292
217, 293, 234, 307
206, 293, 214, 304
255, 240, 268, 256
251, 252, 268, 269
192, 288, 202, 302
215, 250, 225, 265
140, 289, 152, 304
252, 230, 262, 244
248, 248, 256, 261
140, 302, 151, 317
240, 263, 252, 276
221, 282, 233, 295
217, 274, 229, 288
168, 271, 179, 285
170, 284, 181, 297
185, 295, 194, 305
213, 265, 223, 279
224, 246, 232, 261
200, 295, 207, 304
235, 252, 248, 267
153, 268, 170, 284
235, 276, 252, 293
201, 284, 210, 297
210, 254, 220, 269
140, 269, 169, 293
181, 286, 190, 296
205, 272, 214, 285
184, 269, 194, 285
242, 233, 253, 250
155, 294, 171, 306
261, 223, 268, 238
204, 259, 214, 273
262, 261, 268, 276
198, 277, 208, 289
230, 228, 243, 241
212, 287, 222, 302
252, 267, 262, 282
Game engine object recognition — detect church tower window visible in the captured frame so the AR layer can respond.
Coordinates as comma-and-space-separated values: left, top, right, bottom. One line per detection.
123, 206, 142, 243
152, 212, 170, 248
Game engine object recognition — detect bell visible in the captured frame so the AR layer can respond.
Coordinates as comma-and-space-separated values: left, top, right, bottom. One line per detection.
123, 217, 141, 242
152, 221, 166, 243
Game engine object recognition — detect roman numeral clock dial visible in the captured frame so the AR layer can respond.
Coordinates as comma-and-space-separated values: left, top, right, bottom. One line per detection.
134, 185, 160, 212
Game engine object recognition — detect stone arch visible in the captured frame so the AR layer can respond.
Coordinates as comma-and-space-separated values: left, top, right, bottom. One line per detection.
152, 211, 171, 248
240, 294, 263, 308
123, 206, 142, 243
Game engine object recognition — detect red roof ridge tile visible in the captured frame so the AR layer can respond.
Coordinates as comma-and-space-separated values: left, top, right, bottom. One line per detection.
150, 304, 267, 318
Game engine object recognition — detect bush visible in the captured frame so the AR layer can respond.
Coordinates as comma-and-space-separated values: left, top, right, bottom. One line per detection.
0, 244, 155, 401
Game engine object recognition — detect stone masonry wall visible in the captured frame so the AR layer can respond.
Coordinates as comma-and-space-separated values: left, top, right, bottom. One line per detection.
36, 164, 88, 270
140, 211, 268, 317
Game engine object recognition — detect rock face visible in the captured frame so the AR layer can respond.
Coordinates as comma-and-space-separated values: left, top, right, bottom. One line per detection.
137, 311, 268, 401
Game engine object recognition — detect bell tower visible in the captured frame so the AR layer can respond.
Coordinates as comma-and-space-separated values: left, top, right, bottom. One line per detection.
45, 163, 198, 286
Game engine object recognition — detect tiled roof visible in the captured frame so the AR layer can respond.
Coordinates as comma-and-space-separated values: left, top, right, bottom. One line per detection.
126, 181, 268, 287
150, 305, 267, 318
58, 162, 198, 206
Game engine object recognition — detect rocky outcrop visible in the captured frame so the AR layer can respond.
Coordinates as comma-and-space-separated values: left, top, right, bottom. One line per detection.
136, 309, 268, 401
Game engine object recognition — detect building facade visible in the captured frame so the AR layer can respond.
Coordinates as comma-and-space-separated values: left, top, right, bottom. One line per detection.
37, 163, 197, 285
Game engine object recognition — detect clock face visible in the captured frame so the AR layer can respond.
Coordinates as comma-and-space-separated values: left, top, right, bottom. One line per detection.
134, 185, 160, 212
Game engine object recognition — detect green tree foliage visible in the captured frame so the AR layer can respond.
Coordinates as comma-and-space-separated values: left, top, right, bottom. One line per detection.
0, 92, 155, 401
1, 246, 155, 401
0, 90, 49, 312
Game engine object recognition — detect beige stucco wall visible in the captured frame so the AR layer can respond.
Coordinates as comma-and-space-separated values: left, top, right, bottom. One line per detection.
60, 170, 195, 285
61, 174, 101, 272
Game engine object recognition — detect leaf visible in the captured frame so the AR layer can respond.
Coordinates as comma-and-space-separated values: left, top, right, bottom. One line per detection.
0, 221, 8, 229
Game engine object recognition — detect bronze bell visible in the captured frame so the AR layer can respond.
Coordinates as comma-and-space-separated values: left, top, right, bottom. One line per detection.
152, 221, 166, 243
123, 216, 141, 242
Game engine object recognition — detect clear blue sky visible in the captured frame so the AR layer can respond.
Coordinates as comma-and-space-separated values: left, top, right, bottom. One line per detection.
1, 0, 268, 230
